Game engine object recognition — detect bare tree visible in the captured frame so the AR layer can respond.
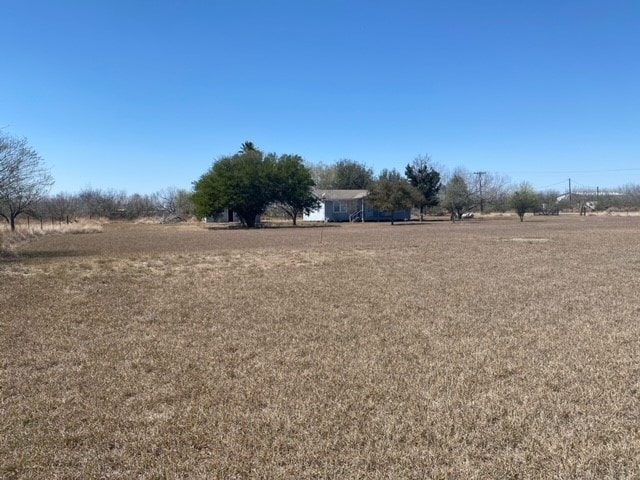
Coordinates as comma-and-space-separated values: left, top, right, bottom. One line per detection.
125, 193, 157, 218
76, 188, 123, 218
477, 172, 510, 213
307, 159, 373, 189
620, 184, 640, 209
76, 188, 104, 218
42, 192, 76, 223
307, 161, 336, 189
155, 187, 194, 217
0, 133, 54, 230
175, 189, 194, 216
441, 172, 475, 220
440, 168, 510, 218
156, 187, 179, 215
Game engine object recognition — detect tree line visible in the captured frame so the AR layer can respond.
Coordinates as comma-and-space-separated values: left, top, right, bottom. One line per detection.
39, 187, 195, 222
3, 132, 640, 231
189, 141, 539, 226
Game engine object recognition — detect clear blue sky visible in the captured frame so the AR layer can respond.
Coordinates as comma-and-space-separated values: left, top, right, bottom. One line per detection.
2, 0, 638, 194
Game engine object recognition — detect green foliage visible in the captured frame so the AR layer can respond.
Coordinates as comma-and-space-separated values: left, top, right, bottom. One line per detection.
442, 173, 474, 220
239, 141, 258, 153
509, 183, 540, 221
367, 169, 420, 224
192, 144, 318, 227
333, 159, 374, 189
405, 154, 441, 220
192, 148, 274, 228
271, 154, 320, 225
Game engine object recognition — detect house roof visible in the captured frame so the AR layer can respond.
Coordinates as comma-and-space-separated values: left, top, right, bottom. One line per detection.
314, 189, 368, 201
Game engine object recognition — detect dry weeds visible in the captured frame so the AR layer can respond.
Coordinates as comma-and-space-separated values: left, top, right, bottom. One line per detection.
0, 220, 103, 257
2, 217, 640, 478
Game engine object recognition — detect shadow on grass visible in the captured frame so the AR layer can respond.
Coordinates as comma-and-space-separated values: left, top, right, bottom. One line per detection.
204, 223, 342, 230
390, 219, 451, 226
261, 223, 342, 229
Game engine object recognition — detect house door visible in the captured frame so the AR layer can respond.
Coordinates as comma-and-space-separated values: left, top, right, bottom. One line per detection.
227, 210, 234, 222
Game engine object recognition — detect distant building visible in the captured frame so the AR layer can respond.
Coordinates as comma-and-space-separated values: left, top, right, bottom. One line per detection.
202, 209, 260, 225
556, 191, 624, 202
303, 189, 411, 222
202, 209, 237, 223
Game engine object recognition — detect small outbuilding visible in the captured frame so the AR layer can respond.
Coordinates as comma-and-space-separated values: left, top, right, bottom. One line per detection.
202, 209, 261, 226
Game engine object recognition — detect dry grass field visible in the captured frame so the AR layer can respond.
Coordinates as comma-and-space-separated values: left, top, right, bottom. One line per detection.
0, 221, 104, 257
2, 216, 640, 479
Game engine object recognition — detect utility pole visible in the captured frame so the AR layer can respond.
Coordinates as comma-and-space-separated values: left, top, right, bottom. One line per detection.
474, 171, 487, 214
568, 178, 572, 204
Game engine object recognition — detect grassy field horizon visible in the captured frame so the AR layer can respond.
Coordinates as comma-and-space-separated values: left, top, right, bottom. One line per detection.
3, 217, 640, 478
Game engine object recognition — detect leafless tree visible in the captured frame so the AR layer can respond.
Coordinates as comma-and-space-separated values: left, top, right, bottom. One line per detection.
156, 187, 179, 215
42, 192, 76, 222
155, 187, 194, 217
125, 193, 157, 218
175, 189, 194, 216
307, 159, 373, 189
0, 133, 54, 230
76, 188, 124, 218
440, 168, 510, 218
478, 172, 510, 212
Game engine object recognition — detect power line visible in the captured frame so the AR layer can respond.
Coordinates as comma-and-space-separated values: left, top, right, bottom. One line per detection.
505, 167, 640, 175
538, 179, 570, 190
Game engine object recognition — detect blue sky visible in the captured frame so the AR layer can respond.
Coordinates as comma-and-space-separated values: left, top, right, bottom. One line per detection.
2, 0, 638, 194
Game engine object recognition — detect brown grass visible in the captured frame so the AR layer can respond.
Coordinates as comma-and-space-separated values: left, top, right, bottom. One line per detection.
2, 216, 640, 478
0, 220, 104, 257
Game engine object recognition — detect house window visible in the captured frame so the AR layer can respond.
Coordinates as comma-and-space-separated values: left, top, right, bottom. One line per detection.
333, 201, 347, 213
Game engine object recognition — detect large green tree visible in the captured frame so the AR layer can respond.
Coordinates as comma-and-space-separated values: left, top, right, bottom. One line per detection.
192, 146, 275, 228
367, 169, 420, 225
333, 159, 374, 189
192, 143, 318, 228
271, 154, 320, 225
405, 154, 441, 221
